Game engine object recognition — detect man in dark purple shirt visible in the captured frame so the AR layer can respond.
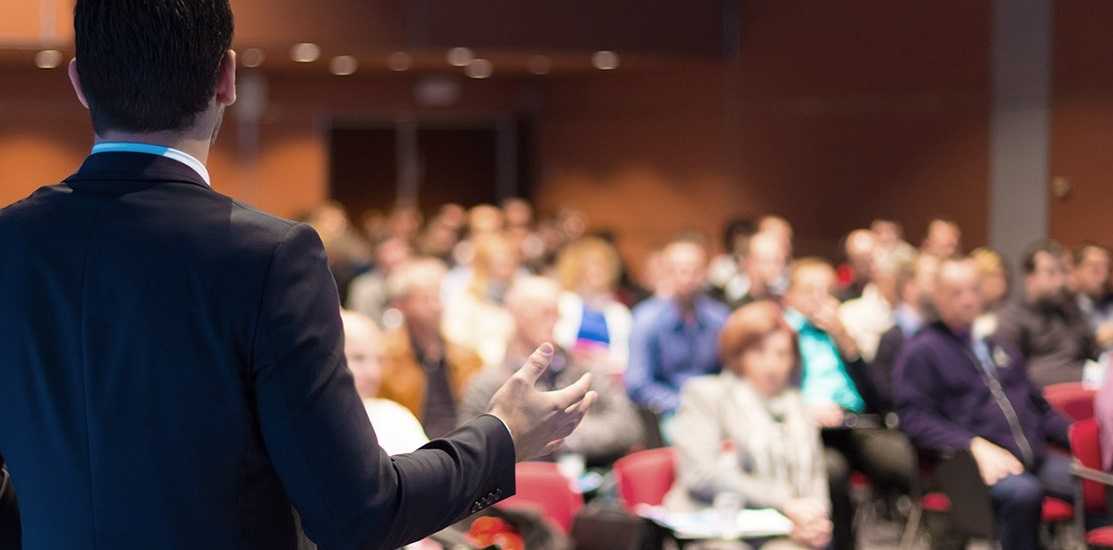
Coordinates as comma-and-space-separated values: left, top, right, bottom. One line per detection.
895, 257, 1071, 550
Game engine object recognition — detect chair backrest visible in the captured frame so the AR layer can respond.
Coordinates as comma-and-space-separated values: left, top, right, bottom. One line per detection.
613, 448, 676, 511
499, 462, 583, 533
1069, 419, 1107, 514
1045, 383, 1097, 421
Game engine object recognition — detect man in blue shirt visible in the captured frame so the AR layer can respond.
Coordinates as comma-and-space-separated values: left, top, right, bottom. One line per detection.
626, 236, 729, 419
784, 258, 914, 550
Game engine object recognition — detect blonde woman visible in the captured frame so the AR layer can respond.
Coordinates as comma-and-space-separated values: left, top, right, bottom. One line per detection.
553, 237, 633, 375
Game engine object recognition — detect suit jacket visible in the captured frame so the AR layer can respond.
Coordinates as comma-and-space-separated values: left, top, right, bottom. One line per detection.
0, 152, 515, 550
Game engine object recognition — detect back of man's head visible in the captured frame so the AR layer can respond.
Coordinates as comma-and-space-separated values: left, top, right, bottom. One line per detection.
74, 0, 234, 134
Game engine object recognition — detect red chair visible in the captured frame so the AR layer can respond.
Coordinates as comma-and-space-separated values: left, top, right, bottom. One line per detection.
1045, 383, 1098, 421
613, 447, 676, 511
1069, 419, 1113, 548
499, 462, 583, 534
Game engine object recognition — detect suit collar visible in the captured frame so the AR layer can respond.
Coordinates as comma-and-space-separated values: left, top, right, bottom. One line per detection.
63, 152, 211, 191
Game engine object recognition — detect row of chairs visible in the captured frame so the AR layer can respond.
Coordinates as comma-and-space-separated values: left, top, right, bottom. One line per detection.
499, 382, 1111, 548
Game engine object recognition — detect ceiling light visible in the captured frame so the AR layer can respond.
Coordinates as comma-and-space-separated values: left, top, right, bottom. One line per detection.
387, 51, 412, 72
447, 47, 474, 67
241, 48, 265, 68
465, 58, 493, 79
527, 55, 551, 75
591, 50, 620, 70
35, 50, 63, 69
329, 55, 358, 76
290, 43, 321, 63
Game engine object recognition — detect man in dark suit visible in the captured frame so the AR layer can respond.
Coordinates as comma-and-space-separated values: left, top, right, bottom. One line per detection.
0, 2, 595, 549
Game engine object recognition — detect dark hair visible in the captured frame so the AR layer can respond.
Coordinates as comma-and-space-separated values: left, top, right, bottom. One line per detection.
1021, 239, 1065, 275
721, 217, 756, 251
74, 0, 234, 134
719, 300, 800, 371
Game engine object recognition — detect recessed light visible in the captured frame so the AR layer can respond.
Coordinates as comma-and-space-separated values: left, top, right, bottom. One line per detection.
241, 48, 265, 68
465, 58, 493, 79
387, 52, 412, 72
592, 50, 620, 70
35, 50, 63, 69
290, 43, 320, 63
447, 47, 474, 67
330, 55, 358, 76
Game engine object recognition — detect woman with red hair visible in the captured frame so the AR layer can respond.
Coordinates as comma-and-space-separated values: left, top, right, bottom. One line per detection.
666, 301, 833, 549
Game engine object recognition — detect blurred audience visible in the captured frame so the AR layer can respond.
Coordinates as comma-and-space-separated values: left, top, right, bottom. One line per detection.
708, 218, 757, 296
378, 259, 485, 439
836, 229, 877, 302
304, 200, 372, 300
1073, 243, 1113, 350
872, 254, 939, 412
758, 215, 795, 257
970, 247, 1010, 339
459, 277, 641, 465
783, 258, 914, 549
340, 309, 428, 455
1100, 359, 1113, 471
552, 237, 633, 375
346, 236, 413, 326
871, 219, 917, 264
714, 231, 790, 309
895, 257, 1072, 550
920, 218, 962, 259
996, 240, 1099, 388
442, 233, 520, 367
626, 236, 729, 420
667, 301, 833, 550
838, 248, 907, 363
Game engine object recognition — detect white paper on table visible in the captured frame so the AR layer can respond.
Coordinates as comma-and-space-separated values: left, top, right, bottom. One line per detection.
635, 504, 794, 540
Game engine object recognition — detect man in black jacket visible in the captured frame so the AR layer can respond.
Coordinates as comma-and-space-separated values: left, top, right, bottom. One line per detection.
0, 2, 594, 549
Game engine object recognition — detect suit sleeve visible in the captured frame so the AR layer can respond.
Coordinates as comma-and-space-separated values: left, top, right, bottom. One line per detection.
250, 224, 515, 550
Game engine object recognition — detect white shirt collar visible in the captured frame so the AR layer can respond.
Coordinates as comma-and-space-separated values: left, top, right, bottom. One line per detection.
90, 142, 211, 187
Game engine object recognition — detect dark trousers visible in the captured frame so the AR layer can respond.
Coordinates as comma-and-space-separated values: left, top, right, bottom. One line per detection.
989, 453, 1072, 550
822, 428, 916, 550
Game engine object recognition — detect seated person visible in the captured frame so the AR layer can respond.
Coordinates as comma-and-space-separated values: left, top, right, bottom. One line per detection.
460, 276, 642, 466
896, 257, 1072, 550
872, 254, 938, 412
971, 247, 1010, 339
996, 240, 1100, 388
836, 229, 877, 303
626, 236, 729, 417
1100, 359, 1113, 472
715, 231, 790, 309
839, 249, 908, 363
552, 237, 634, 376
666, 301, 833, 550
378, 258, 485, 439
340, 310, 428, 455
784, 258, 915, 550
1073, 243, 1113, 350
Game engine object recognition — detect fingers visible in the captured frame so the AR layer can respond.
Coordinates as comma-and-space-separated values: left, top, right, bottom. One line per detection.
515, 343, 555, 385
550, 372, 592, 410
542, 439, 565, 456
565, 390, 597, 415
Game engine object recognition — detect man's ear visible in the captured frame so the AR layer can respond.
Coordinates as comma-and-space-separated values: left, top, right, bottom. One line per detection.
215, 49, 237, 106
68, 58, 90, 110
